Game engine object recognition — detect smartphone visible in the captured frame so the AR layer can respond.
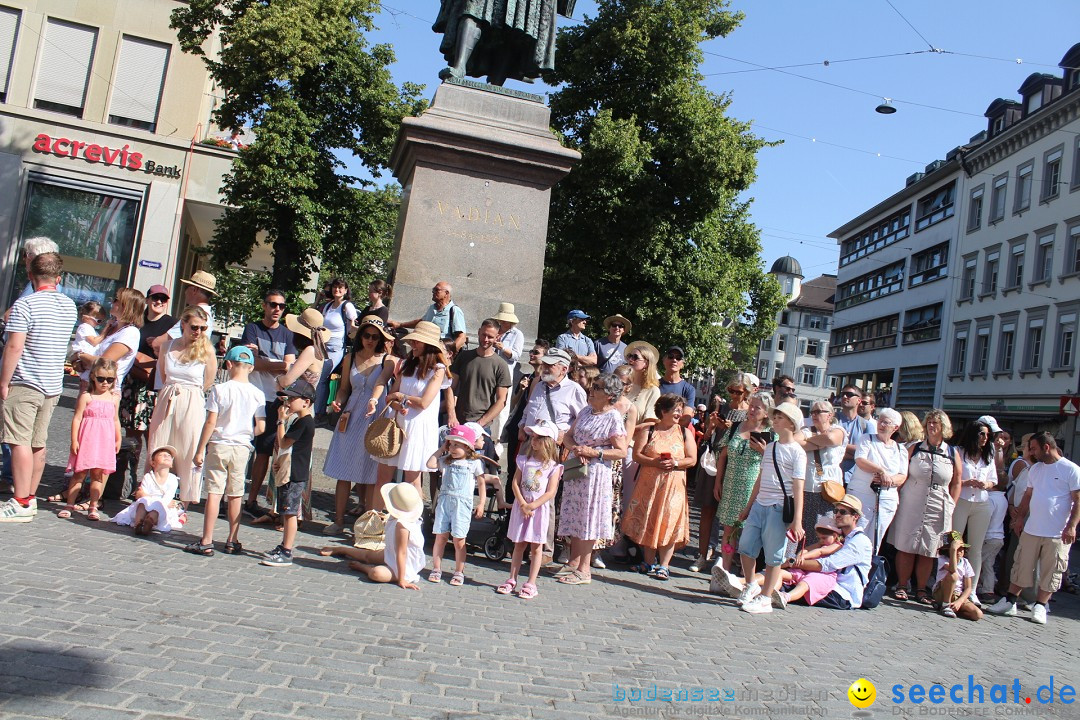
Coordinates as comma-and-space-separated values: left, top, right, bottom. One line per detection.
786, 535, 805, 563
750, 431, 771, 444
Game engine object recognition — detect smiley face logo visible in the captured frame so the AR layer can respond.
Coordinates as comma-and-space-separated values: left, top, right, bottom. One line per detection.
848, 678, 876, 708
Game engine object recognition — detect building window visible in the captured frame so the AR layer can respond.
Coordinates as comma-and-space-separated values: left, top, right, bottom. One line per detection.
1073, 135, 1080, 191
1014, 162, 1033, 214
9, 175, 141, 309
1006, 241, 1025, 289
1042, 147, 1063, 202
972, 326, 991, 376
776, 335, 786, 352
967, 186, 983, 232
1023, 320, 1044, 371
780, 311, 790, 326
805, 314, 825, 331
997, 322, 1015, 373
952, 331, 968, 376
774, 362, 783, 379
902, 303, 943, 344
1033, 232, 1054, 284
1068, 224, 1080, 276
839, 208, 911, 267
835, 260, 904, 310
1054, 312, 1076, 370
758, 361, 768, 380
915, 181, 956, 232
805, 339, 821, 358
982, 250, 999, 295
760, 336, 772, 352
799, 365, 818, 386
108, 35, 170, 133
34, 19, 98, 118
960, 256, 977, 300
830, 315, 899, 356
0, 6, 19, 103
909, 241, 949, 287
989, 174, 1008, 223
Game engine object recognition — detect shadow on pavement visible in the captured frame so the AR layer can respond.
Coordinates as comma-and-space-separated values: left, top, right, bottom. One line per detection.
0, 640, 113, 702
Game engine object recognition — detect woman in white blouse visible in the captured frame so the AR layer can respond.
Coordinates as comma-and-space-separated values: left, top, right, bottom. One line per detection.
951, 419, 998, 604
75, 288, 145, 391
847, 407, 908, 552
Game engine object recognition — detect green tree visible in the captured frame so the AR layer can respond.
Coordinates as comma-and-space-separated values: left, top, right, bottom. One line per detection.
316, 184, 402, 295
542, 0, 784, 368
171, 0, 424, 291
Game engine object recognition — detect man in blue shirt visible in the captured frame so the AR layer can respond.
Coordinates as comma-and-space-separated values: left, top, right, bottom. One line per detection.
659, 346, 696, 411
555, 310, 597, 367
391, 281, 467, 350
789, 494, 872, 609
836, 384, 877, 484
595, 314, 630, 373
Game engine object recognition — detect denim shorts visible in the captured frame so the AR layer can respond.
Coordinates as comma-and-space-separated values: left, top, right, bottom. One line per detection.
737, 502, 788, 567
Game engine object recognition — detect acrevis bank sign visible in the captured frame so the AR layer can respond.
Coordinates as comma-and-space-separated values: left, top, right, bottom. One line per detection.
31, 133, 183, 179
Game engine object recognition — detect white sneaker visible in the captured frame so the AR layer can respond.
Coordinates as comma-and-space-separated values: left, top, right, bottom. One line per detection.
710, 565, 743, 598
689, 554, 706, 573
771, 589, 788, 610
987, 597, 1017, 616
740, 595, 773, 614
969, 593, 982, 607
0, 498, 34, 523
591, 555, 606, 569
28, 497, 37, 515
1030, 604, 1047, 625
736, 582, 761, 606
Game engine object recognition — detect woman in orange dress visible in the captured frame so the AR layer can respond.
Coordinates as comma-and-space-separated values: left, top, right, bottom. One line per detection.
621, 393, 698, 580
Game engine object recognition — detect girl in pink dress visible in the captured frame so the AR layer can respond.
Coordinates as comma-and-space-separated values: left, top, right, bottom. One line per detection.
58, 358, 122, 521
496, 422, 563, 600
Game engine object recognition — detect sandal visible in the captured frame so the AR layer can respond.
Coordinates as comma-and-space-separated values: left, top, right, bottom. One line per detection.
941, 606, 957, 618
183, 542, 215, 557
427, 569, 443, 583
631, 562, 652, 574
517, 581, 538, 599
46, 493, 66, 503
915, 590, 933, 606
893, 588, 909, 601
449, 571, 465, 586
557, 570, 591, 585
73, 501, 90, 512
223, 542, 243, 555
496, 578, 517, 595
86, 507, 100, 521
654, 566, 670, 581
552, 563, 576, 577
57, 505, 74, 519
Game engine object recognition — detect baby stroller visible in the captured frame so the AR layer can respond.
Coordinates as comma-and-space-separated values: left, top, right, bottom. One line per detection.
465, 453, 512, 561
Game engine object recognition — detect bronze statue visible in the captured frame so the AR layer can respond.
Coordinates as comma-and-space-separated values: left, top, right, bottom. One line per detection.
434, 0, 575, 86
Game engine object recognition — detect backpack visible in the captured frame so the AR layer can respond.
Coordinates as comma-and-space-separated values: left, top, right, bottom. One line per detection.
852, 510, 888, 609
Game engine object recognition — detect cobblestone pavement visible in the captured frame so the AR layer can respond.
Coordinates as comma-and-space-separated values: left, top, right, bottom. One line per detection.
1, 380, 1078, 720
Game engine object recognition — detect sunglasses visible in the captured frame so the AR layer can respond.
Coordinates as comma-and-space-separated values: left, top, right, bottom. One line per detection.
666, 354, 683, 360
609, 323, 625, 329
188, 325, 208, 332
833, 507, 857, 517
360, 332, 382, 341
860, 400, 874, 406
95, 376, 116, 384
840, 392, 860, 399
625, 353, 643, 362
265, 301, 286, 310
149, 294, 169, 303
726, 388, 745, 395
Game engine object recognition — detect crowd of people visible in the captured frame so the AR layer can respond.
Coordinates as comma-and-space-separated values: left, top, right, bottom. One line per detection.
0, 239, 1077, 619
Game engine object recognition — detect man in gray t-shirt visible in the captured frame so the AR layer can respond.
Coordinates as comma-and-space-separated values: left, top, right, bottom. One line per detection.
451, 319, 511, 458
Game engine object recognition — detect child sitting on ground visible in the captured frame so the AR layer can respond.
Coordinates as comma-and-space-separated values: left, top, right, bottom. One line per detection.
426, 425, 486, 586
111, 445, 184, 534
934, 530, 983, 621
773, 513, 845, 607
319, 482, 426, 590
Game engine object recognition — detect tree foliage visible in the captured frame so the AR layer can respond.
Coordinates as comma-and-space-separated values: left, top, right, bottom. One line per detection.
171, 0, 424, 291
542, 0, 784, 368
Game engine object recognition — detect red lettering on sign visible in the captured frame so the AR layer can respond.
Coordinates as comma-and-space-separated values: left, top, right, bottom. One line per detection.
33, 133, 51, 152
52, 138, 71, 156
127, 152, 143, 170
85, 144, 102, 162
70, 140, 85, 157
102, 147, 120, 165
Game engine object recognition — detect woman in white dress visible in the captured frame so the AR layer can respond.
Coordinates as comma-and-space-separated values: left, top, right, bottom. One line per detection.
848, 407, 908, 552
368, 321, 450, 509
322, 317, 396, 532
314, 278, 359, 418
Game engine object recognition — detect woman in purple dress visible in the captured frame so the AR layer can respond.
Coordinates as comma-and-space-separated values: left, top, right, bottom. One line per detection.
557, 374, 628, 585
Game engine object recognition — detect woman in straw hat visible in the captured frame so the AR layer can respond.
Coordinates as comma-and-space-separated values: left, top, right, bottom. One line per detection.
275, 308, 330, 391
319, 482, 427, 589
368, 321, 450, 508
322, 317, 397, 532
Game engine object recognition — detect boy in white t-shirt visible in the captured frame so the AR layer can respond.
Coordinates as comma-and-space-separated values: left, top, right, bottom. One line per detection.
736, 402, 806, 615
185, 346, 266, 556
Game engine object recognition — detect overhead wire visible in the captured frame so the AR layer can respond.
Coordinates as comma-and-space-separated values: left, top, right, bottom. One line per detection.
883, 0, 938, 52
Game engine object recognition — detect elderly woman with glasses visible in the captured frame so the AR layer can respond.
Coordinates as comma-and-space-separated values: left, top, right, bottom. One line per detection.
795, 400, 846, 546
847, 407, 908, 552
555, 373, 629, 584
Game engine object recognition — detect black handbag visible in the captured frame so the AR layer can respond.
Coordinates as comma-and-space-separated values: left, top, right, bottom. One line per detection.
772, 444, 795, 524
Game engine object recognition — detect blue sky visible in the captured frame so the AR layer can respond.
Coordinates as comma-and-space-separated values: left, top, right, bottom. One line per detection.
348, 1, 1079, 280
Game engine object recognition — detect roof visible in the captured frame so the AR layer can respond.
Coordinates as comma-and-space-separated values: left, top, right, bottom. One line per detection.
770, 255, 803, 277
789, 274, 835, 312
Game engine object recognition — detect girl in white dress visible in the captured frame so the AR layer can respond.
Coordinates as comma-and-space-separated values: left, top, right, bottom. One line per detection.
368, 321, 449, 508
112, 446, 184, 534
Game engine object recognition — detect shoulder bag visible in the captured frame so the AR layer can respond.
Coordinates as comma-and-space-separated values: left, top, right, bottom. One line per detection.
815, 442, 845, 503
771, 443, 796, 524
365, 405, 405, 459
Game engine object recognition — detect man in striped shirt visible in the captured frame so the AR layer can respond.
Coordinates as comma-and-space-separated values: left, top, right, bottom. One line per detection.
0, 252, 78, 522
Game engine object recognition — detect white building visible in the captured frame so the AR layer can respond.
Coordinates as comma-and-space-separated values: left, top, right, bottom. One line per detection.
941, 43, 1080, 456
826, 161, 963, 411
755, 256, 835, 413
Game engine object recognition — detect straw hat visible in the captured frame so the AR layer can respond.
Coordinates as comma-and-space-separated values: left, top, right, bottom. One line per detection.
401, 320, 443, 349
356, 316, 394, 341
624, 340, 659, 363
834, 493, 863, 516
285, 308, 330, 344
179, 270, 218, 296
150, 445, 178, 459
603, 314, 633, 334
381, 483, 423, 523
493, 302, 519, 324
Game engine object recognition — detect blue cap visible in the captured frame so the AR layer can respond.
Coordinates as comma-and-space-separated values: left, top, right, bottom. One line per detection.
566, 309, 590, 321
225, 346, 255, 365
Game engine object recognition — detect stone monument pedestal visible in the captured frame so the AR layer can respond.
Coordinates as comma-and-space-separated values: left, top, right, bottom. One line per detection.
387, 80, 580, 344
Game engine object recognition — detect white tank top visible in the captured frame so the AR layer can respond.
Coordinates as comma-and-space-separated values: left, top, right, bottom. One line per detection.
163, 340, 207, 387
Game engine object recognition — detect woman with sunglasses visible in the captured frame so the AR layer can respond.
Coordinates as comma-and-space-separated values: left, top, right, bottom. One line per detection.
322, 317, 397, 532
74, 288, 145, 392
949, 419, 998, 605
146, 306, 217, 506
794, 400, 846, 547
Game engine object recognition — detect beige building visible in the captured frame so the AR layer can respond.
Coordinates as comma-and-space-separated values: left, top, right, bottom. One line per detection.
0, 0, 264, 313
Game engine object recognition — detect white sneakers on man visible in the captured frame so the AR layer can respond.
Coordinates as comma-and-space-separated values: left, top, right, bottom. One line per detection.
1031, 604, 1047, 624
740, 595, 772, 614
0, 498, 34, 523
987, 597, 1017, 616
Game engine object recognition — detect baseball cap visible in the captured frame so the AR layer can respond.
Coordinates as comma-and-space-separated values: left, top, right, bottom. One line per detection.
147, 284, 170, 298
566, 309, 590, 321
541, 347, 572, 366
279, 378, 315, 400
525, 421, 558, 439
225, 346, 255, 365
975, 415, 1002, 433
665, 346, 685, 359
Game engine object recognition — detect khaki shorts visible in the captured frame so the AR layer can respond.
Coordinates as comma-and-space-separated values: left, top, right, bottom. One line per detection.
1011, 532, 1071, 593
203, 444, 252, 498
1, 385, 60, 448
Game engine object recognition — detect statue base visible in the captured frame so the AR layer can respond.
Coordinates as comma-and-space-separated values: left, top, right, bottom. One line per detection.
387, 81, 580, 344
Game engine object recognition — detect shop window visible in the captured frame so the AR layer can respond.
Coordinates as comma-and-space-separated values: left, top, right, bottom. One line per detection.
108, 35, 170, 133
0, 6, 19, 103
34, 19, 97, 118
10, 176, 140, 308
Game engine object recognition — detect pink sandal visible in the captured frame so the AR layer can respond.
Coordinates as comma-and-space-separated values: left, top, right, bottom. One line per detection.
518, 582, 538, 599
496, 578, 517, 595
